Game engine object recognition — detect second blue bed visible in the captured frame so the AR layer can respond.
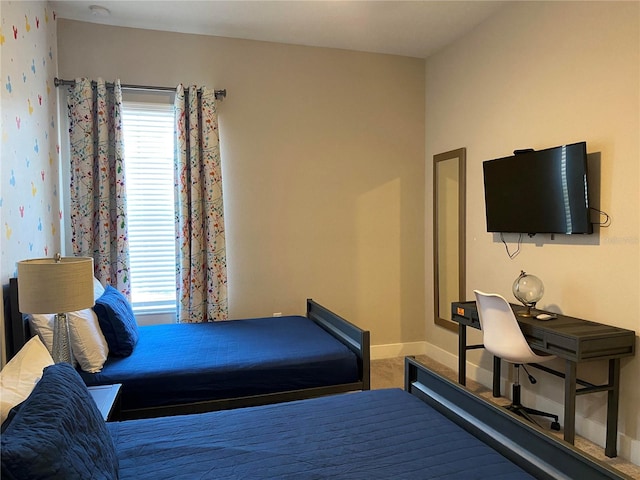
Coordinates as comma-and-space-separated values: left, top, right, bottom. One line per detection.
109, 387, 534, 479
80, 314, 361, 415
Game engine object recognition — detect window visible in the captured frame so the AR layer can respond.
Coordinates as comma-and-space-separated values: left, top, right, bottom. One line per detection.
122, 101, 176, 314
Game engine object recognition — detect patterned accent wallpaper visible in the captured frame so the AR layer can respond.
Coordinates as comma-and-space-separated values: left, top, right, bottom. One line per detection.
1, 1, 60, 283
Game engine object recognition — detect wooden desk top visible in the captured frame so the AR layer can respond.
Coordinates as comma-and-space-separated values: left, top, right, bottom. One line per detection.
452, 301, 636, 363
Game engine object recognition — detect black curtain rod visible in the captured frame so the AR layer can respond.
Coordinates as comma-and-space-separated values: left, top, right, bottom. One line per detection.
54, 77, 227, 100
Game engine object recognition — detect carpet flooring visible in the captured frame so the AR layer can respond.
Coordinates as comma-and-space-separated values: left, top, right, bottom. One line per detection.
370, 355, 640, 479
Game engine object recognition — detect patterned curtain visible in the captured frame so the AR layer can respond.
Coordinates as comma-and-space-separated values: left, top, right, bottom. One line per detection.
174, 85, 228, 322
68, 78, 131, 297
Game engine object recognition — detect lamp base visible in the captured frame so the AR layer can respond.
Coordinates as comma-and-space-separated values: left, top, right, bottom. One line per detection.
52, 312, 74, 364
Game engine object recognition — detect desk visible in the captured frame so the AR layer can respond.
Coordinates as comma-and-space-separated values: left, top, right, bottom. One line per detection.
451, 301, 635, 458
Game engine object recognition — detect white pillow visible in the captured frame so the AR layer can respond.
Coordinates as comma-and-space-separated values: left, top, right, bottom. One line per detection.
27, 313, 55, 355
92, 276, 105, 301
0, 336, 54, 424
67, 309, 109, 373
25, 276, 109, 373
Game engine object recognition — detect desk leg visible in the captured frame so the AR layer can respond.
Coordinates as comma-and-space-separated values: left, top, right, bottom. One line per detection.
564, 360, 577, 445
605, 358, 620, 458
493, 356, 501, 397
458, 324, 466, 386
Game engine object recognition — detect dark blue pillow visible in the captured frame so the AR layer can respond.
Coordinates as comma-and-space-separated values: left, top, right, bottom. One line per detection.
1, 363, 118, 479
94, 285, 139, 356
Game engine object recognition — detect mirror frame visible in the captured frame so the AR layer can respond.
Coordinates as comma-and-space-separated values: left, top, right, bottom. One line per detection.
433, 148, 466, 332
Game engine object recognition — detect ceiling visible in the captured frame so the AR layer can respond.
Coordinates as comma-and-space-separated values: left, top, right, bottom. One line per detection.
50, 1, 506, 59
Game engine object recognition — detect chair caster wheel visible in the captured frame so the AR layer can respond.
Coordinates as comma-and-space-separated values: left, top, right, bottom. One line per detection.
551, 422, 561, 431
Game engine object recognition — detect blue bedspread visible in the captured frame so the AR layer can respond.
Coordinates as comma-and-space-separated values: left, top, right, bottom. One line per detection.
80, 315, 359, 410
108, 388, 535, 479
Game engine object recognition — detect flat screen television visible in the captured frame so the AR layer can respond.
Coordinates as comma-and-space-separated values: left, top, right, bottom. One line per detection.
482, 141, 592, 235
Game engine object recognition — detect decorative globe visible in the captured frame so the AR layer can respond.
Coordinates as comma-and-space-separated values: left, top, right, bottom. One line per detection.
512, 271, 544, 316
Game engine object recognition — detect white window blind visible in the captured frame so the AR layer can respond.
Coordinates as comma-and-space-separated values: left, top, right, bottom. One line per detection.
122, 101, 176, 314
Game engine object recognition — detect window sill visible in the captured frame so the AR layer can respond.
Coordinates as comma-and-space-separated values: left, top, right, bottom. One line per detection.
133, 310, 176, 326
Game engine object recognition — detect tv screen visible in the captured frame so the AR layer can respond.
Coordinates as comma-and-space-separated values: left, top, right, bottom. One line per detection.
482, 142, 592, 235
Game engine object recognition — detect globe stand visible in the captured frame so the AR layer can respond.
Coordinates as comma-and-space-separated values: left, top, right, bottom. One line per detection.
517, 302, 536, 317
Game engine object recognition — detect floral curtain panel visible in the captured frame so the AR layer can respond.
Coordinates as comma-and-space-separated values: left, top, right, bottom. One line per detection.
67, 78, 131, 297
174, 85, 228, 322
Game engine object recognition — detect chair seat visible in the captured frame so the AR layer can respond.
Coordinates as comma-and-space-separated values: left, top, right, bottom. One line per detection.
500, 351, 556, 365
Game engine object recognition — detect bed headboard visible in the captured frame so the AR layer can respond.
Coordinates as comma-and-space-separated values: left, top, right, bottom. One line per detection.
5, 278, 32, 360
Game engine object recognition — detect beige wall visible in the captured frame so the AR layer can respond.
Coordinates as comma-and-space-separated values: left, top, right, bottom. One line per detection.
56, 20, 426, 348
425, 1, 639, 461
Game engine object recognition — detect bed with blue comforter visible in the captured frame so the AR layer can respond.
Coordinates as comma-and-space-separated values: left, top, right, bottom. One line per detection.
110, 388, 534, 479
80, 313, 361, 414
1, 358, 627, 480
7, 279, 370, 419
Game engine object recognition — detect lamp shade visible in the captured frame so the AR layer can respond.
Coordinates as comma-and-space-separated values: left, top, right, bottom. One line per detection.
17, 256, 94, 314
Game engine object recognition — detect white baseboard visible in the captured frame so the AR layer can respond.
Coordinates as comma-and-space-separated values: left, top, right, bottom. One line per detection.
372, 340, 639, 465
422, 342, 499, 388
370, 341, 427, 360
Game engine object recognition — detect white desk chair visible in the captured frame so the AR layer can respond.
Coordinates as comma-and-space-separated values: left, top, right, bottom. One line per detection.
474, 290, 560, 431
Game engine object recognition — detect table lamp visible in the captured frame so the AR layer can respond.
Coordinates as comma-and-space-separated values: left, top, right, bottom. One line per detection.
17, 254, 94, 363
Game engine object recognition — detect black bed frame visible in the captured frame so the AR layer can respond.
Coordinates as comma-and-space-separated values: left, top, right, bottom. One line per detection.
405, 357, 631, 480
4, 278, 370, 419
